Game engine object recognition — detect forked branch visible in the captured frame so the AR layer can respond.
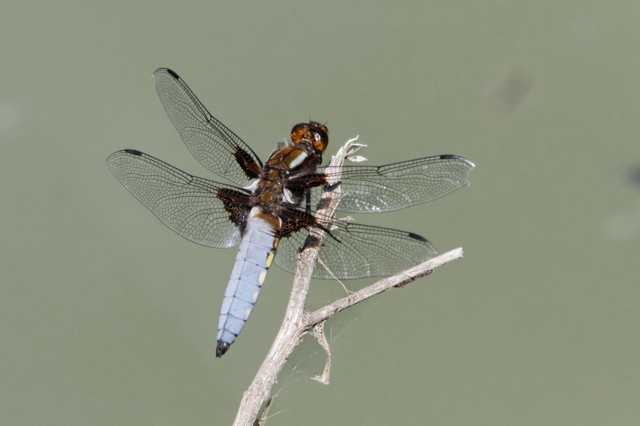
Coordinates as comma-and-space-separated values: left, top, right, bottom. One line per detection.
232, 138, 464, 426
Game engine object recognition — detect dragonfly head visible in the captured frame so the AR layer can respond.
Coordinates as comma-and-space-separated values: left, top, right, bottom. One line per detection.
291, 121, 329, 153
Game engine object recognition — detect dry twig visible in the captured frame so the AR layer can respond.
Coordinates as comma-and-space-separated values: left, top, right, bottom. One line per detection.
232, 138, 464, 426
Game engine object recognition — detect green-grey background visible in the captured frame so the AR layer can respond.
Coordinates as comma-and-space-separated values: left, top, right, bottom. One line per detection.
2, 0, 639, 424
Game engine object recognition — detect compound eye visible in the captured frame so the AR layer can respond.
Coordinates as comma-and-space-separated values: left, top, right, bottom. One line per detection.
311, 127, 329, 152
291, 123, 309, 143
309, 122, 329, 136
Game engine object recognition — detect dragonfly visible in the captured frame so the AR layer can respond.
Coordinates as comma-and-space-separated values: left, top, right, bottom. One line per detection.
106, 68, 475, 357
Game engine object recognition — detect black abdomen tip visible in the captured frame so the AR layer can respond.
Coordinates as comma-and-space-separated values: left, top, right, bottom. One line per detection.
216, 341, 230, 358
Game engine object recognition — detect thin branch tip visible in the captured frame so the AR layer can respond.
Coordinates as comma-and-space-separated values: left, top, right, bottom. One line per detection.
307, 247, 465, 327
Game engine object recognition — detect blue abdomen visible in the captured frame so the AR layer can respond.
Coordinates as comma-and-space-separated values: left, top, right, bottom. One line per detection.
216, 217, 278, 357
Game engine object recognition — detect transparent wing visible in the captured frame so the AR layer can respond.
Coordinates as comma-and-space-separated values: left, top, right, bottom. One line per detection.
107, 149, 251, 248
153, 68, 263, 186
307, 155, 475, 213
274, 217, 437, 280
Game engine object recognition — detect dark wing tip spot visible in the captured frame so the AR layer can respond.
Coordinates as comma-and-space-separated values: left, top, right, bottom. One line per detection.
439, 154, 460, 160
407, 232, 428, 243
216, 341, 230, 358
124, 149, 143, 156
165, 68, 180, 80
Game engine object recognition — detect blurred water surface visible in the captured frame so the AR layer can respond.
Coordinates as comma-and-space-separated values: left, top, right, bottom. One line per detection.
1, 1, 639, 425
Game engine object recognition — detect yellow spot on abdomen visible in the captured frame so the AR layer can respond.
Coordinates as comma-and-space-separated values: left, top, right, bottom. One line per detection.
273, 238, 279, 249
244, 307, 252, 319
252, 290, 259, 302
266, 252, 275, 268
258, 271, 267, 285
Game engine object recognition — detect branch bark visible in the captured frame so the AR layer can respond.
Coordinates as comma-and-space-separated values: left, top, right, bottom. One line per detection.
232, 139, 464, 426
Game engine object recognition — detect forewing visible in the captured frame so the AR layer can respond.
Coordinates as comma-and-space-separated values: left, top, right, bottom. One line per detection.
153, 68, 263, 186
274, 216, 437, 280
310, 155, 475, 213
106, 149, 251, 248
